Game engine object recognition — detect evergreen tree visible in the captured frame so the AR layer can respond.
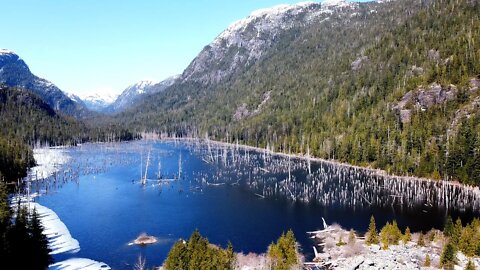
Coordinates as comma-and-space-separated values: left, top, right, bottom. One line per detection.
424, 254, 431, 267
366, 215, 379, 245
268, 230, 299, 270
163, 230, 235, 270
417, 232, 425, 247
28, 209, 53, 269
441, 241, 457, 270
444, 216, 454, 237
403, 227, 412, 243
452, 218, 463, 246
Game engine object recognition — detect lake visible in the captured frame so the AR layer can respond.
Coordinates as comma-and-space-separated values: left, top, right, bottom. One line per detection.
32, 140, 479, 269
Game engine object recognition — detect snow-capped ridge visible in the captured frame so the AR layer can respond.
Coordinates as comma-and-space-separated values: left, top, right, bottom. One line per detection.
0, 48, 16, 55
183, 0, 357, 85
107, 75, 178, 112
81, 92, 118, 104
126, 80, 158, 94
215, 1, 319, 44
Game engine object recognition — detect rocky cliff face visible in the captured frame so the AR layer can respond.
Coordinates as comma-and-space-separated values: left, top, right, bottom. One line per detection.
180, 0, 356, 85
0, 49, 89, 118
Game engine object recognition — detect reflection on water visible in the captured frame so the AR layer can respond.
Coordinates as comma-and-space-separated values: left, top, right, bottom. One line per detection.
30, 140, 478, 269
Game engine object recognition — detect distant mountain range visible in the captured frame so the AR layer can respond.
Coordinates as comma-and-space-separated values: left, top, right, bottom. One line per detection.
67, 92, 118, 112
0, 49, 89, 118
105, 75, 178, 113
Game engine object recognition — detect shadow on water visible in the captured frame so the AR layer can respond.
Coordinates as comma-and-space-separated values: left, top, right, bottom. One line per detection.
30, 140, 479, 269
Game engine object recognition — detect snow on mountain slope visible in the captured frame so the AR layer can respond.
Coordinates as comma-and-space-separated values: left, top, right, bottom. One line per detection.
79, 92, 118, 112
108, 75, 178, 112
180, 0, 355, 85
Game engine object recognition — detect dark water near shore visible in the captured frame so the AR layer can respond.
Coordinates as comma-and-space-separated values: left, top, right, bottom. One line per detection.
35, 141, 478, 269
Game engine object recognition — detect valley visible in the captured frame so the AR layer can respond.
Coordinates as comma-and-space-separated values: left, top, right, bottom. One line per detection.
0, 0, 479, 269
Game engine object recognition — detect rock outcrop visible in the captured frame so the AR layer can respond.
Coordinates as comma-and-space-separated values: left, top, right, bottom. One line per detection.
393, 83, 457, 123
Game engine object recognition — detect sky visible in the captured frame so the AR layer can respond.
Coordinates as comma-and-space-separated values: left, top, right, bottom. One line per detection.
1, 0, 320, 97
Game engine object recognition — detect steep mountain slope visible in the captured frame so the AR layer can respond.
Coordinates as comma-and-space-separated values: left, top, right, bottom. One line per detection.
180, 1, 355, 85
107, 75, 178, 112
117, 0, 480, 185
0, 49, 89, 118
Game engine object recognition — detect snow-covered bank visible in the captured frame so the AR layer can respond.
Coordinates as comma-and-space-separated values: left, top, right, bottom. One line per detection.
49, 258, 111, 270
13, 200, 80, 255
30, 147, 70, 180
13, 197, 112, 269
34, 202, 80, 254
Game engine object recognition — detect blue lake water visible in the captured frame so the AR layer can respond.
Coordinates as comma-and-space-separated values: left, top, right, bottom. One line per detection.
34, 141, 478, 269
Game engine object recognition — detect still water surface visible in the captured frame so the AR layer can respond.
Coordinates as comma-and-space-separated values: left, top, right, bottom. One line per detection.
35, 141, 477, 269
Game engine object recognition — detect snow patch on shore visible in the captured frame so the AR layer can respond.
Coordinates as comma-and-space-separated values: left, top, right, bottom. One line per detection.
30, 148, 70, 180
30, 202, 80, 254
49, 258, 111, 270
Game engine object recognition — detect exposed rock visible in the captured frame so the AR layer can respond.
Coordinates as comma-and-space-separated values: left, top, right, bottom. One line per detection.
180, 1, 357, 85
233, 91, 272, 121
130, 233, 158, 246
393, 83, 457, 123
416, 83, 457, 110
449, 96, 480, 136
399, 109, 412, 123
407, 65, 424, 77
351, 56, 369, 71
428, 49, 440, 62
470, 78, 480, 92
234, 103, 250, 121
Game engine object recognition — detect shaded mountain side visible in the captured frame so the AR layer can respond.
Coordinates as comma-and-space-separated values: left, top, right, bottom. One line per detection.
0, 49, 90, 118
114, 0, 480, 185
0, 85, 136, 182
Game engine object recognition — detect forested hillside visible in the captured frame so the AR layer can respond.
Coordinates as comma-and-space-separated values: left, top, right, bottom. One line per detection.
0, 85, 136, 183
115, 0, 480, 186
0, 49, 89, 118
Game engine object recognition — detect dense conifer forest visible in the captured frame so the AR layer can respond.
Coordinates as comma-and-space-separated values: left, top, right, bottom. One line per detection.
114, 0, 480, 186
0, 85, 136, 183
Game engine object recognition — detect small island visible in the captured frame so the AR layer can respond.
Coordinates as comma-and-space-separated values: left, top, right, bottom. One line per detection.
131, 233, 158, 246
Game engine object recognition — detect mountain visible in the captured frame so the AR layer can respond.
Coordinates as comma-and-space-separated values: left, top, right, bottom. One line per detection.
179, 0, 354, 85
79, 93, 118, 112
0, 49, 89, 118
115, 0, 480, 186
107, 75, 178, 112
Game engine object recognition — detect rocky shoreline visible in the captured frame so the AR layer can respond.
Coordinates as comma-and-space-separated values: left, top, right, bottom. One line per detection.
307, 224, 480, 270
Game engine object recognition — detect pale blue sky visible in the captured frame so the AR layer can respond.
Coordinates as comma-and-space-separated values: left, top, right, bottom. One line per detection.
2, 0, 334, 96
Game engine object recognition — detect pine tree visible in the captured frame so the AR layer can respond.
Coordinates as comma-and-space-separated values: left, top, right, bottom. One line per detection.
366, 215, 379, 245
441, 241, 457, 270
444, 216, 454, 237
452, 218, 463, 246
417, 232, 425, 247
28, 208, 53, 269
0, 181, 10, 264
424, 254, 431, 267
268, 230, 299, 270
403, 227, 412, 243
